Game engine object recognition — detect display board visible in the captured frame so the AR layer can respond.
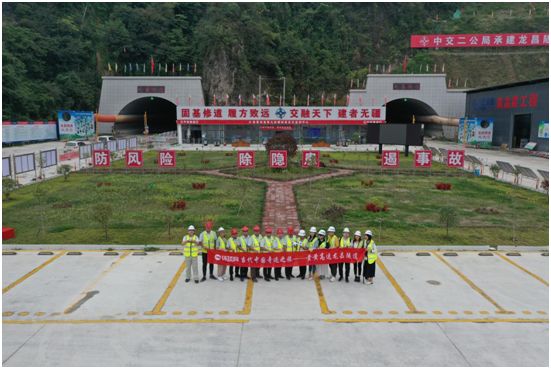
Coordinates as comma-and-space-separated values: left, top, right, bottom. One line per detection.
3, 157, 11, 177
2, 121, 57, 144
57, 111, 95, 140
40, 149, 57, 168
14, 153, 35, 174
458, 118, 494, 147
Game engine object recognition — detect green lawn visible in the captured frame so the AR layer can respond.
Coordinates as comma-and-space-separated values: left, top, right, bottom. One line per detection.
108, 150, 239, 170
3, 173, 265, 245
320, 151, 452, 172
294, 173, 549, 246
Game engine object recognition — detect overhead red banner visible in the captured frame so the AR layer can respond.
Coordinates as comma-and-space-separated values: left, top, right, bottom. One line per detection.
207, 248, 364, 268
411, 33, 548, 48
177, 106, 386, 125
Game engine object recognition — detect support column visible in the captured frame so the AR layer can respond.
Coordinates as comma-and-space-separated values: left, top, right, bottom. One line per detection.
177, 124, 183, 145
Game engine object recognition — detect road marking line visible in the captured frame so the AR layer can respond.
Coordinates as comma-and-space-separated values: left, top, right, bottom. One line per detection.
376, 258, 422, 313
313, 275, 335, 314
17, 312, 30, 316
63, 251, 130, 314
236, 279, 254, 315
3, 312, 14, 317
144, 260, 186, 316
432, 252, 508, 313
343, 310, 353, 315
495, 253, 549, 287
3, 318, 249, 325
3, 251, 66, 294
325, 318, 549, 323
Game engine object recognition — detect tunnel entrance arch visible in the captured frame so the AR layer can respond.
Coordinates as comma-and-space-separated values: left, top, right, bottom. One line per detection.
384, 98, 437, 124
115, 96, 176, 135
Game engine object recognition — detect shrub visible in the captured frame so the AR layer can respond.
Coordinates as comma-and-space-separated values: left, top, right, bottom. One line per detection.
177, 152, 186, 157
265, 133, 298, 157
361, 179, 374, 187
201, 159, 210, 164
329, 159, 339, 164
192, 183, 206, 189
475, 207, 499, 214
52, 202, 72, 209
319, 161, 327, 168
2, 178, 17, 200
92, 203, 113, 240
225, 152, 234, 156
232, 140, 250, 147
322, 204, 346, 223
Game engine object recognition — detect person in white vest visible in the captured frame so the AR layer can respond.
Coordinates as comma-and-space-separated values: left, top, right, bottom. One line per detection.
182, 225, 200, 283
199, 221, 217, 282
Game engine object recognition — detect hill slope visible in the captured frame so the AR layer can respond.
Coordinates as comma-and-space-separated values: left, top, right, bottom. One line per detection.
2, 2, 548, 120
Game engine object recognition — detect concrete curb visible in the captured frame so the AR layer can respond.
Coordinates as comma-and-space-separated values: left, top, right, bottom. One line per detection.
3, 244, 548, 252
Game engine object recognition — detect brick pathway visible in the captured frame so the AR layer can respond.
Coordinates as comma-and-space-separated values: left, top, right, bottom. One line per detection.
201, 169, 353, 231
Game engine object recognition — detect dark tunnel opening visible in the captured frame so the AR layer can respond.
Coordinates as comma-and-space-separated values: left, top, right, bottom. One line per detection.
385, 98, 438, 123
116, 96, 176, 135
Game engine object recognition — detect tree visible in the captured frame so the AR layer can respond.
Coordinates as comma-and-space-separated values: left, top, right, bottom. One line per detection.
2, 178, 17, 200
439, 206, 458, 239
92, 203, 113, 240
57, 164, 72, 180
265, 133, 298, 158
490, 164, 500, 179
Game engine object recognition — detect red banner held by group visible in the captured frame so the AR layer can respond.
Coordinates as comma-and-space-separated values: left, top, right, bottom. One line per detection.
207, 248, 364, 268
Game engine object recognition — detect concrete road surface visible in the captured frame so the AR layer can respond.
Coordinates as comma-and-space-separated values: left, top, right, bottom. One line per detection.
2, 249, 548, 366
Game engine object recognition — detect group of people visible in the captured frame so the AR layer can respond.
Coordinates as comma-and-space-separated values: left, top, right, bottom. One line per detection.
181, 222, 377, 285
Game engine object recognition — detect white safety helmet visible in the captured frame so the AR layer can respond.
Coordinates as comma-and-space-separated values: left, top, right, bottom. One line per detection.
188, 225, 196, 231
318, 229, 326, 236
309, 226, 317, 233
217, 227, 225, 232
328, 226, 336, 233
365, 230, 373, 237
343, 227, 350, 233
298, 229, 306, 237
354, 231, 362, 237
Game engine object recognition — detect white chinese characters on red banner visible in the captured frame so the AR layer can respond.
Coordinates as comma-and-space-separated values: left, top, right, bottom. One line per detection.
411, 33, 549, 48
176, 106, 386, 125
381, 150, 400, 168
414, 150, 432, 168
207, 248, 364, 268
125, 150, 143, 168
447, 150, 465, 168
301, 150, 320, 168
92, 150, 110, 167
158, 150, 176, 167
269, 150, 288, 168
237, 150, 255, 168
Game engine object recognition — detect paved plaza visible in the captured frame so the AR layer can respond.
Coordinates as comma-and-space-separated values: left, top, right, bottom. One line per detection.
2, 248, 548, 366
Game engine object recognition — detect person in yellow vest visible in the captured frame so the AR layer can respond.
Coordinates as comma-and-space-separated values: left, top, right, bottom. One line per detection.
363, 230, 378, 284
260, 227, 274, 281
237, 226, 250, 282
337, 227, 351, 282
327, 226, 339, 282
273, 228, 285, 281
284, 226, 297, 280
216, 227, 228, 281
199, 221, 217, 282
352, 230, 364, 283
249, 225, 262, 283
226, 228, 240, 281
182, 225, 200, 283
307, 226, 318, 280
296, 229, 308, 279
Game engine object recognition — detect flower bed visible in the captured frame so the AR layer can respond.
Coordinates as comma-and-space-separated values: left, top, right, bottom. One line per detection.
312, 141, 330, 148
224, 152, 234, 156
365, 202, 389, 212
231, 140, 251, 147
435, 183, 452, 190
171, 199, 186, 210
200, 159, 210, 164
96, 182, 112, 187
329, 159, 339, 164
192, 183, 206, 189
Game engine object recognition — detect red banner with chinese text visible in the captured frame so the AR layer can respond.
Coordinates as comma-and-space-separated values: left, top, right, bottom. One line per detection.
207, 248, 364, 268
411, 33, 548, 48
